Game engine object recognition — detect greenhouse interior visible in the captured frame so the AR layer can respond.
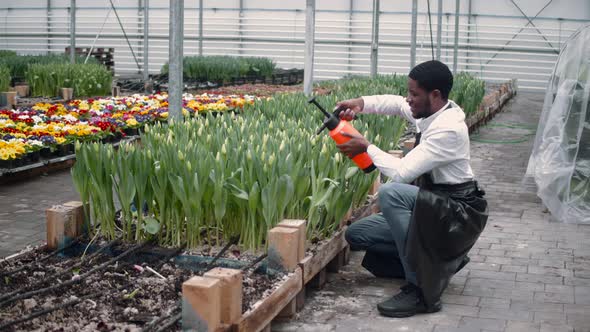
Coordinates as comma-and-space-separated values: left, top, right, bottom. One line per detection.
0, 0, 589, 331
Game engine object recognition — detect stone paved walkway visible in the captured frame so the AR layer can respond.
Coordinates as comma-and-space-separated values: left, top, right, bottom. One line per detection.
0, 170, 79, 258
273, 92, 590, 332
1, 92, 589, 331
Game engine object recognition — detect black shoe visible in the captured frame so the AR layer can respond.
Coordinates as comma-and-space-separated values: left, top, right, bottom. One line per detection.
377, 284, 441, 318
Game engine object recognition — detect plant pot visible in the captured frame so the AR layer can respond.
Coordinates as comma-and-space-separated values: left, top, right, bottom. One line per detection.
0, 91, 17, 108
125, 128, 139, 136
60, 88, 74, 101
112, 86, 121, 97
40, 147, 52, 158
0, 159, 13, 169
56, 143, 74, 156
26, 151, 40, 163
14, 85, 29, 98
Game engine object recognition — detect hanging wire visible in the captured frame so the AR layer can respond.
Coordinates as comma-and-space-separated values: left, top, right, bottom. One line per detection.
427, 0, 435, 60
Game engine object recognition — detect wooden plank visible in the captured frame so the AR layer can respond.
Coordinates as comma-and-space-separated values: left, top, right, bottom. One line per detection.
234, 267, 302, 332
300, 228, 348, 285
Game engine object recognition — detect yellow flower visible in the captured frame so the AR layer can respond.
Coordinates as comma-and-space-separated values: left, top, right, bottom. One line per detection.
126, 118, 138, 127
160, 112, 169, 119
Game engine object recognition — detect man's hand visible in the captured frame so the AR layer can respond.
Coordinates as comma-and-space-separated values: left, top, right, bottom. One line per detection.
335, 97, 364, 121
336, 132, 371, 158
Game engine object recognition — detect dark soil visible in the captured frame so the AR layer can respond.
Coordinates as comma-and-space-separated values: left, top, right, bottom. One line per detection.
0, 240, 281, 331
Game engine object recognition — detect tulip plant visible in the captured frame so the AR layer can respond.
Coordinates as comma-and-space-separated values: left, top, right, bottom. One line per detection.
72, 80, 406, 250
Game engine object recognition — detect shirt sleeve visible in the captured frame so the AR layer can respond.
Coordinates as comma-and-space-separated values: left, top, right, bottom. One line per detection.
362, 95, 416, 125
366, 128, 460, 183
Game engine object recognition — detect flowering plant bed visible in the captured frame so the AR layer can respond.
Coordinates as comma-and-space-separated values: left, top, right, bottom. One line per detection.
0, 93, 255, 169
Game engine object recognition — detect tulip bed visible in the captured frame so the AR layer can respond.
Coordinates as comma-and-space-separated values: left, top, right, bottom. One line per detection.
69, 73, 485, 251
0, 93, 255, 167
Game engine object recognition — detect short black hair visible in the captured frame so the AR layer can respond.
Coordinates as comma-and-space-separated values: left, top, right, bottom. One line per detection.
408, 60, 453, 99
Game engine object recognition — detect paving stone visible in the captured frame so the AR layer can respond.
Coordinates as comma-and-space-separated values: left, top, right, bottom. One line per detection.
478, 307, 534, 322
533, 291, 574, 304
516, 273, 564, 285
504, 321, 540, 332
469, 270, 516, 281
501, 265, 528, 273
479, 297, 510, 309
539, 323, 573, 332
511, 301, 564, 313
459, 317, 506, 331
533, 312, 568, 325
573, 286, 590, 305
441, 294, 480, 306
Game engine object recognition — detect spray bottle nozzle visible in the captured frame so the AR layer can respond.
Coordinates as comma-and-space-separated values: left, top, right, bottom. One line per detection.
308, 97, 343, 135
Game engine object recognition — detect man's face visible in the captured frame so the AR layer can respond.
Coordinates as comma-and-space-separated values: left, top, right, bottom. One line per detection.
406, 78, 431, 119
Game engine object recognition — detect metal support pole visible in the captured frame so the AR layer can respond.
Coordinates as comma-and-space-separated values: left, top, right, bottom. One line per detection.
370, 0, 379, 77
410, 0, 418, 68
466, 0, 473, 70
303, 0, 315, 96
436, 0, 442, 60
199, 0, 203, 56
143, 0, 149, 84
169, 0, 184, 120
69, 0, 76, 63
47, 0, 52, 55
347, 0, 353, 73
238, 0, 244, 55
453, 0, 460, 74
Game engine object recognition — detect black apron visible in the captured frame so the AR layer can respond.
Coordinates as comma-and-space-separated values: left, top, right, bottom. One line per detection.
406, 121, 488, 307
362, 106, 488, 307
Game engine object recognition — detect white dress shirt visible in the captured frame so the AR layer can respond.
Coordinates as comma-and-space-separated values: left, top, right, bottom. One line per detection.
361, 95, 474, 185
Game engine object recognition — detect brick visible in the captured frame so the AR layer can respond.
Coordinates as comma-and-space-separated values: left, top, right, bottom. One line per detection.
441, 294, 480, 306
277, 219, 307, 261
516, 273, 563, 285
46, 204, 83, 250
493, 289, 535, 302
534, 312, 568, 325
511, 300, 564, 313
567, 313, 590, 331
505, 321, 540, 332
502, 265, 528, 273
469, 270, 516, 281
479, 307, 534, 322
544, 284, 574, 295
479, 249, 507, 257
564, 304, 590, 314
468, 262, 501, 271
479, 297, 510, 309
459, 317, 506, 331
528, 266, 573, 277
565, 277, 590, 286
534, 291, 574, 304
539, 323, 573, 332
182, 276, 221, 332
442, 303, 479, 317
267, 226, 300, 272
538, 259, 566, 269
574, 286, 590, 305
203, 268, 242, 324
486, 256, 514, 265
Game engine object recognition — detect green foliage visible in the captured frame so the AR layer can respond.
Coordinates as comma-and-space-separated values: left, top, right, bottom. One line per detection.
322, 73, 486, 116
0, 50, 17, 58
0, 65, 11, 92
25, 63, 112, 97
161, 56, 276, 82
0, 54, 98, 80
450, 72, 486, 116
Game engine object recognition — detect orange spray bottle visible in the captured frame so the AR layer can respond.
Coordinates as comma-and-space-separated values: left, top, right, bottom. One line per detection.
309, 97, 376, 173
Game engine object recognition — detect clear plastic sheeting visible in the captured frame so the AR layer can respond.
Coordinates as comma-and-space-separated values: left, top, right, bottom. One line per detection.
526, 25, 590, 223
